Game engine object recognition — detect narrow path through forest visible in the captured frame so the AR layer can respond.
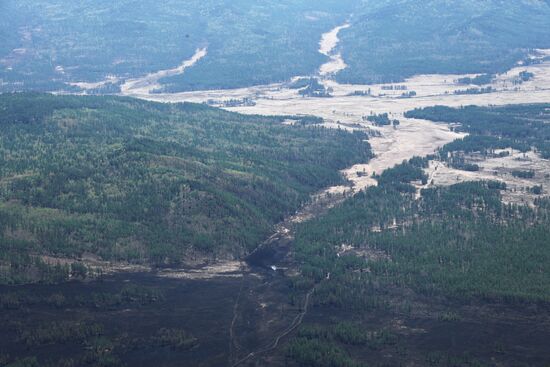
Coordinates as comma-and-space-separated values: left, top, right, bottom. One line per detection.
227, 190, 347, 366
229, 283, 317, 367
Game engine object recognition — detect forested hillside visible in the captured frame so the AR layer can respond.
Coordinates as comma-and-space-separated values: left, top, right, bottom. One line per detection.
2, 0, 550, 92
0, 93, 371, 284
338, 0, 550, 84
0, 0, 353, 92
295, 173, 550, 303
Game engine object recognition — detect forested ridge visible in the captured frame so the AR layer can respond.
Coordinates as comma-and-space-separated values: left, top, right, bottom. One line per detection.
0, 0, 353, 93
337, 0, 550, 84
0, 93, 372, 284
2, 1, 550, 92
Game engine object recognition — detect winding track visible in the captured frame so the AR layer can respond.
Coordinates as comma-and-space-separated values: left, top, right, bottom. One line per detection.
228, 275, 246, 365
230, 285, 317, 367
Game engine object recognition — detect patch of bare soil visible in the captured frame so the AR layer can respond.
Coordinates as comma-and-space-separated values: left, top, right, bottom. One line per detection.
124, 50, 550, 198
120, 48, 207, 95
158, 261, 246, 280
68, 75, 120, 91
38, 254, 151, 276
318, 23, 350, 77
417, 149, 550, 205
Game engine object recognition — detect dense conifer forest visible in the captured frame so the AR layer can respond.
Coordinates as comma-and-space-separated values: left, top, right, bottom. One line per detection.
0, 93, 372, 284
337, 1, 550, 84
284, 104, 550, 366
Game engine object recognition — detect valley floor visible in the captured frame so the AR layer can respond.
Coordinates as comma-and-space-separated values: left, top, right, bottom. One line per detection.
117, 24, 550, 196
109, 25, 550, 367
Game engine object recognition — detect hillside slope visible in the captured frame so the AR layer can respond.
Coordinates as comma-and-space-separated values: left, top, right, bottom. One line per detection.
0, 93, 371, 283
338, 0, 550, 83
3, 1, 550, 92
0, 0, 354, 92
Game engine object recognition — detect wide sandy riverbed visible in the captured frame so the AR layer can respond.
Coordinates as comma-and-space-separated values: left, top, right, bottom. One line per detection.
118, 23, 550, 194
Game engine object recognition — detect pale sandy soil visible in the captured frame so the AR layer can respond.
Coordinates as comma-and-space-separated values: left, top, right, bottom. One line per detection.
333, 118, 465, 192
417, 150, 550, 205
67, 50, 550, 279
123, 57, 550, 195
55, 65, 65, 75
37, 253, 251, 280
337, 244, 390, 262
39, 255, 151, 276
114, 24, 550, 202
72, 48, 207, 93
120, 47, 207, 94
319, 24, 349, 56
69, 75, 120, 90
125, 48, 550, 116
157, 261, 247, 280
318, 23, 350, 76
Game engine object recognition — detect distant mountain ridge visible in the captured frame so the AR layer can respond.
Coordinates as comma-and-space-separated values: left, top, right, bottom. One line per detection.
1, 0, 549, 92
338, 0, 550, 83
